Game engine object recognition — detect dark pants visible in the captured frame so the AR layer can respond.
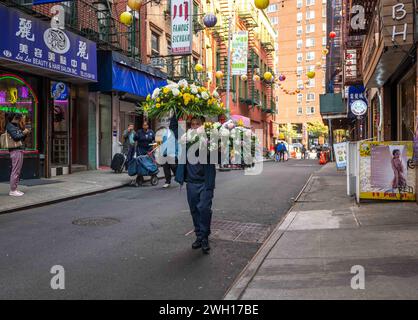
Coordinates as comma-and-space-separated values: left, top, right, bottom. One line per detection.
163, 157, 177, 184
186, 182, 214, 240
279, 151, 285, 162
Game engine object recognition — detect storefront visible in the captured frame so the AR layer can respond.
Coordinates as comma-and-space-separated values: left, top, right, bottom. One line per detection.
90, 51, 167, 167
0, 3, 97, 181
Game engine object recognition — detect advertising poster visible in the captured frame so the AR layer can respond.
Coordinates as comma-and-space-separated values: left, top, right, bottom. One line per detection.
359, 141, 415, 201
333, 142, 347, 170
171, 0, 192, 55
231, 31, 248, 76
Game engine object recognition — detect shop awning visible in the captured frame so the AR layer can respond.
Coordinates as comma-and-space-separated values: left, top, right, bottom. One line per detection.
90, 51, 167, 99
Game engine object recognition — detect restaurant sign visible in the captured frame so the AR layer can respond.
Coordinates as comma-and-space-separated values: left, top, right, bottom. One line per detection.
0, 4, 97, 81
171, 0, 192, 55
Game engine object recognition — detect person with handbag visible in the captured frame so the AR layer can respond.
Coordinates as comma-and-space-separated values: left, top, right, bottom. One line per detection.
5, 113, 30, 197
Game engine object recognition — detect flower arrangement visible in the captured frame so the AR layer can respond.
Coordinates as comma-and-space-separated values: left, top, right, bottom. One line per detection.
179, 119, 260, 164
142, 80, 225, 120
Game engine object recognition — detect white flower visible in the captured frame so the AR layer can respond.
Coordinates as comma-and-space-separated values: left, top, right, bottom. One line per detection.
178, 79, 188, 88
196, 125, 205, 135
196, 94, 201, 99
220, 127, 230, 137
152, 88, 160, 99
172, 88, 180, 96
212, 90, 220, 98
201, 91, 209, 100
213, 122, 222, 130
190, 84, 198, 94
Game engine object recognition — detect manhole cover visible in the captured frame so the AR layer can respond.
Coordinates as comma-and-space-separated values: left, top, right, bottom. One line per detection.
72, 217, 120, 227
186, 219, 271, 244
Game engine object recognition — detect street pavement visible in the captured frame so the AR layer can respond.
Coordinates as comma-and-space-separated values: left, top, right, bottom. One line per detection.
0, 160, 319, 299
225, 163, 418, 300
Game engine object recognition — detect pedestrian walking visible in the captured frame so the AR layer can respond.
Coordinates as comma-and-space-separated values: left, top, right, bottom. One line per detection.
4, 113, 30, 197
161, 117, 180, 188
276, 141, 287, 162
134, 121, 155, 186
301, 144, 307, 160
122, 123, 135, 169
175, 117, 216, 254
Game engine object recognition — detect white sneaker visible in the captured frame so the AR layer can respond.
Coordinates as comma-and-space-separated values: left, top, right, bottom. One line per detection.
9, 190, 24, 197
163, 183, 170, 188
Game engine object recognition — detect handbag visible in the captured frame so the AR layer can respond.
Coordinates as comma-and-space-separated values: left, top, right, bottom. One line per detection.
0, 132, 23, 149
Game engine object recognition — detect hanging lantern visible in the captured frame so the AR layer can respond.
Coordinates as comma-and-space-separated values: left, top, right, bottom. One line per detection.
279, 74, 286, 81
254, 0, 270, 10
316, 61, 322, 69
120, 11, 133, 26
264, 71, 273, 81
127, 0, 142, 11
322, 48, 329, 55
329, 31, 337, 39
253, 74, 260, 82
203, 13, 218, 28
307, 71, 316, 79
195, 64, 204, 73
241, 74, 248, 81
215, 70, 224, 79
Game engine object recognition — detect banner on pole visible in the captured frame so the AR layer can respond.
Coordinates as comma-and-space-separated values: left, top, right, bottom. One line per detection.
231, 31, 248, 76
33, 0, 72, 4
171, 0, 192, 55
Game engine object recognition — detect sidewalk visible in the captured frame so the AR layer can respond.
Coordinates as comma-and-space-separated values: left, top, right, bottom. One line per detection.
0, 169, 165, 214
225, 163, 418, 300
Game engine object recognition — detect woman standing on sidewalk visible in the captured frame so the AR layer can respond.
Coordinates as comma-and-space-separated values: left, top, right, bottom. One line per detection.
5, 113, 30, 197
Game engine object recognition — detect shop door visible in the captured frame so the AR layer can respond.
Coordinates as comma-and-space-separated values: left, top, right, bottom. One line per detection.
398, 68, 416, 141
99, 95, 112, 167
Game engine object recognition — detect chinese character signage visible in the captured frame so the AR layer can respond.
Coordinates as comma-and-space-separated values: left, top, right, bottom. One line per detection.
348, 85, 367, 116
231, 31, 248, 76
171, 0, 192, 55
0, 4, 97, 81
345, 49, 357, 79
359, 141, 416, 201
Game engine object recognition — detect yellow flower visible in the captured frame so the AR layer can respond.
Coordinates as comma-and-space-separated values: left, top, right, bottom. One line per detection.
146, 94, 151, 101
156, 103, 161, 108
163, 88, 170, 94
183, 93, 192, 106
156, 98, 161, 102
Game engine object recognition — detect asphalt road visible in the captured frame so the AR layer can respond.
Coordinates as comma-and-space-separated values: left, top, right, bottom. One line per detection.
0, 160, 320, 299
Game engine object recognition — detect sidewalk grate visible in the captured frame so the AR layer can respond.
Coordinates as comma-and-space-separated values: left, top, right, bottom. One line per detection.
186, 219, 271, 244
72, 217, 120, 227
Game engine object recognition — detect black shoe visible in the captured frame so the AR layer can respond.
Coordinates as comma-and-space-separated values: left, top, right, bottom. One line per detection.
192, 239, 202, 249
201, 238, 210, 254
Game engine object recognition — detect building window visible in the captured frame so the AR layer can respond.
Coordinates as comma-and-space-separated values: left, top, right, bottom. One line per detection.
307, 79, 316, 87
151, 31, 160, 56
270, 17, 279, 25
297, 0, 303, 8
306, 38, 315, 47
267, 4, 278, 12
306, 93, 315, 101
297, 39, 303, 49
297, 67, 303, 77
297, 26, 303, 36
306, 10, 315, 20
297, 12, 303, 22
297, 80, 304, 89
306, 51, 315, 61
306, 24, 315, 33
306, 106, 315, 114
307, 65, 315, 72
297, 106, 303, 115
297, 53, 303, 63
306, 0, 315, 6
297, 93, 303, 102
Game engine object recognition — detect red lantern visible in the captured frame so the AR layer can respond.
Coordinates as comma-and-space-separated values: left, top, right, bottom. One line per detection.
329, 31, 337, 39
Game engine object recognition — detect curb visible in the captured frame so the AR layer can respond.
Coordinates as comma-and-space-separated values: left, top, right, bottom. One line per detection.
223, 172, 315, 300
0, 174, 166, 215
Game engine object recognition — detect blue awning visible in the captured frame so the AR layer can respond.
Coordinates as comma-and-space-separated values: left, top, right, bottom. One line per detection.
90, 51, 167, 98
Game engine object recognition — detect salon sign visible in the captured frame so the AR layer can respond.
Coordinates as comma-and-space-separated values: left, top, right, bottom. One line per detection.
0, 3, 97, 81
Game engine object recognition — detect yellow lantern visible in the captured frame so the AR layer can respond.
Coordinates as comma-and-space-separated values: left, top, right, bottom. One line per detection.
254, 0, 270, 10
127, 0, 142, 11
253, 75, 260, 82
215, 70, 224, 79
241, 74, 248, 81
264, 71, 273, 81
195, 64, 204, 73
322, 48, 329, 55
120, 11, 133, 26
307, 71, 316, 79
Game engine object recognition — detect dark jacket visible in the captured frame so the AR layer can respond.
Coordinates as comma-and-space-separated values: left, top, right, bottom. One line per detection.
134, 129, 155, 155
6, 122, 25, 150
175, 163, 216, 190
